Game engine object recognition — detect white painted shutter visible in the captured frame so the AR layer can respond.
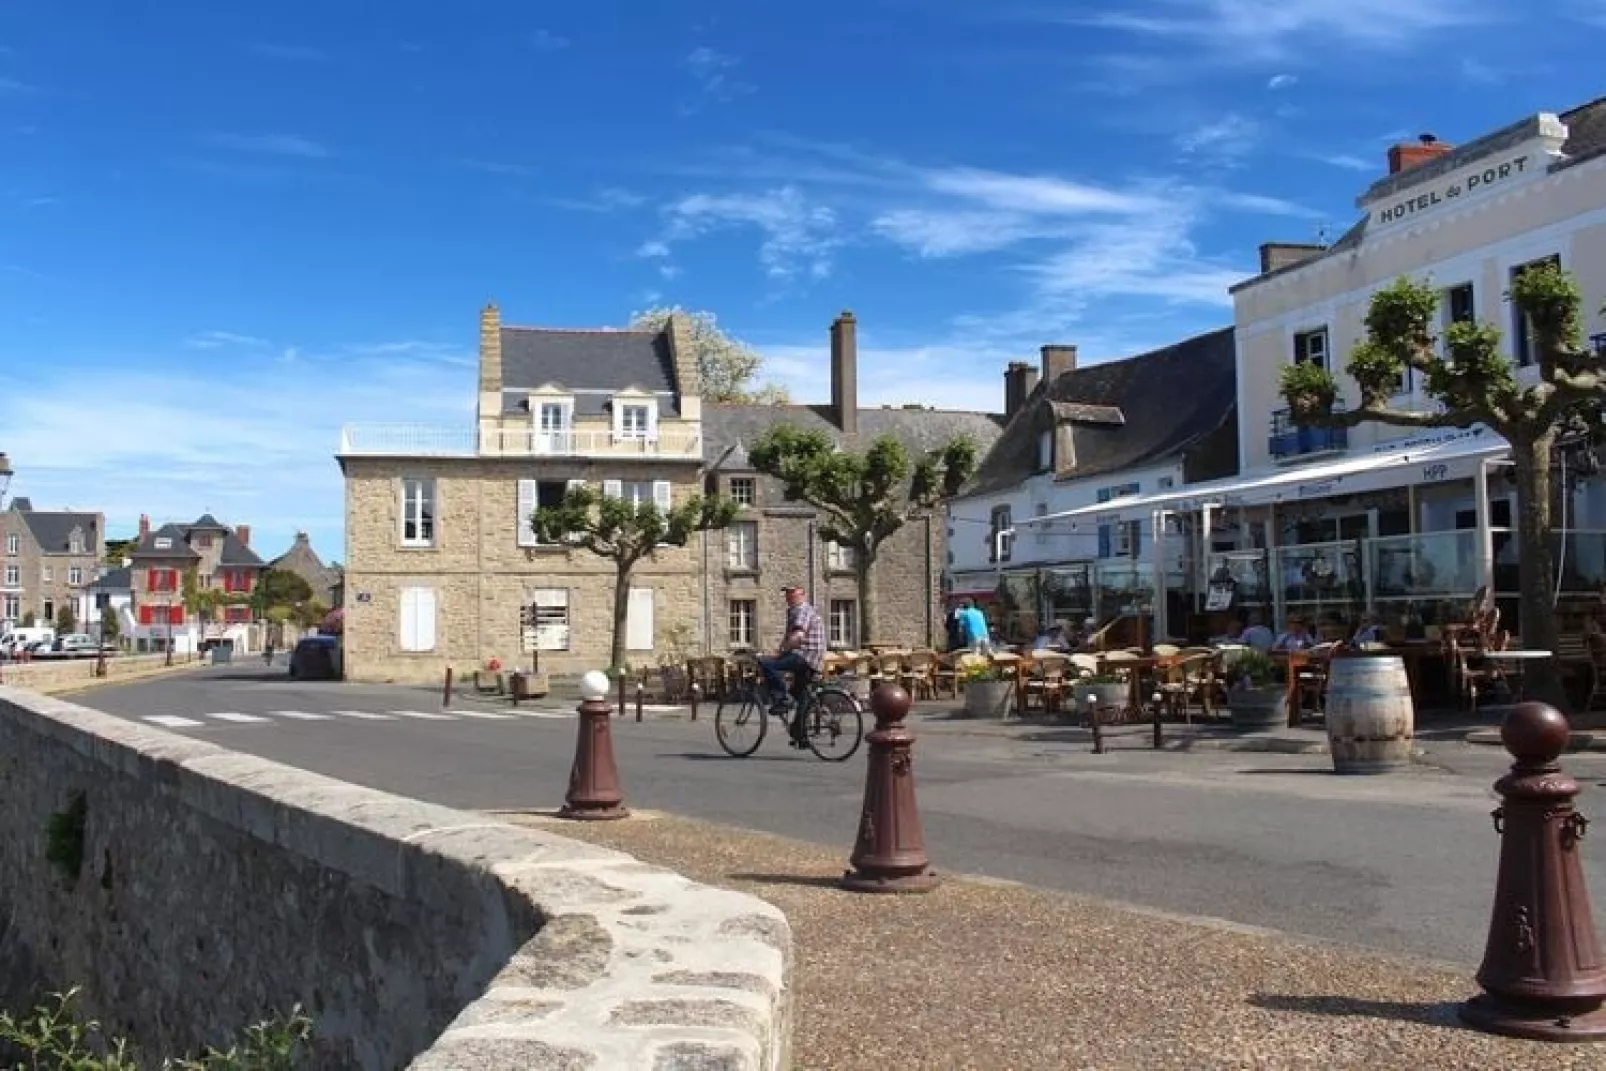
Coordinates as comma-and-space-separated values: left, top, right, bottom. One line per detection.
603, 479, 623, 499
400, 587, 436, 652
646, 402, 660, 442
626, 587, 654, 651
564, 479, 587, 543
652, 480, 671, 512
610, 398, 623, 440
399, 589, 416, 650
416, 588, 436, 650
565, 478, 586, 499
517, 480, 538, 547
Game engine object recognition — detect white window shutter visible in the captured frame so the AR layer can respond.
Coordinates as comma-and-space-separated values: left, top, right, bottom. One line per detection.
603, 479, 623, 499
566, 478, 586, 497
416, 588, 436, 650
652, 480, 671, 512
399, 588, 418, 651
646, 402, 660, 442
517, 480, 538, 547
627, 587, 654, 651
611, 399, 623, 440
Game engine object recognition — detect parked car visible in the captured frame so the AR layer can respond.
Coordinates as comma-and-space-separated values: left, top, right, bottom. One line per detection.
52, 634, 99, 657
1, 627, 55, 657
288, 635, 339, 680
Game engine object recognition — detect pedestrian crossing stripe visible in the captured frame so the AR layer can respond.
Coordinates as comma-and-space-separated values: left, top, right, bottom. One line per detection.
388, 709, 457, 721
332, 709, 394, 720
270, 709, 333, 721
209, 712, 269, 724
446, 709, 517, 720
145, 715, 204, 729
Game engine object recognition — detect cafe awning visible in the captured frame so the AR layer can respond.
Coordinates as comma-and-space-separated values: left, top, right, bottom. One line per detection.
1027, 430, 1510, 528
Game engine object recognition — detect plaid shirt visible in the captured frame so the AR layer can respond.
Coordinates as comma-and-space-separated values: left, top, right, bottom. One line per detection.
785, 601, 828, 672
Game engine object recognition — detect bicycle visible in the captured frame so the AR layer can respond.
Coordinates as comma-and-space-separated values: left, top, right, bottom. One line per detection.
715, 674, 865, 762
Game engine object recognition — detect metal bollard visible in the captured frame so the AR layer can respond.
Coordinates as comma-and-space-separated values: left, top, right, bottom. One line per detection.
635, 681, 644, 723
1151, 689, 1164, 751
1087, 695, 1105, 755
442, 667, 454, 709
690, 682, 701, 722
559, 671, 629, 821
841, 685, 938, 894
1461, 701, 1606, 1040
616, 672, 627, 717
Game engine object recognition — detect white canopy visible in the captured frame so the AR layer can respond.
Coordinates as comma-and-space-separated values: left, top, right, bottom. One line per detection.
1026, 429, 1510, 528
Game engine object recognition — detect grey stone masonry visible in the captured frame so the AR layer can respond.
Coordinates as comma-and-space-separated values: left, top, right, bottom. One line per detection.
0, 686, 792, 1070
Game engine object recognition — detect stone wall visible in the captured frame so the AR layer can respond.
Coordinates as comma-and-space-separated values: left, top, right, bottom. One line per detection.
0, 653, 201, 695
0, 686, 792, 1069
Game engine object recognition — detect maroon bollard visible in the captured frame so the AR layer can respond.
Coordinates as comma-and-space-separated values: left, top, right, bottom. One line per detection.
617, 672, 627, 718
635, 681, 644, 723
559, 671, 629, 821
1461, 701, 1606, 1041
841, 684, 938, 893
690, 682, 701, 722
442, 667, 454, 709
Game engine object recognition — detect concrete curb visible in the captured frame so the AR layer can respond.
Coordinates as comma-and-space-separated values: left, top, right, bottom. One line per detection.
1465, 727, 1606, 752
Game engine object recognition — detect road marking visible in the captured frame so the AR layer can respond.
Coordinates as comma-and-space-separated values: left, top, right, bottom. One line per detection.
270, 709, 333, 721
144, 715, 204, 729
389, 709, 458, 721
209, 712, 270, 724
447, 709, 517, 720
509, 709, 574, 720
331, 709, 395, 721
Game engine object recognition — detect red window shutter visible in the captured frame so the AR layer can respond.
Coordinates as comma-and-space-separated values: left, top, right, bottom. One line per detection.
146, 569, 158, 590
168, 606, 184, 625
139, 606, 153, 625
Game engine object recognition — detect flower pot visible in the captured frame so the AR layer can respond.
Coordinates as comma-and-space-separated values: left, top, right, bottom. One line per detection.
1228, 685, 1287, 730
963, 679, 1014, 719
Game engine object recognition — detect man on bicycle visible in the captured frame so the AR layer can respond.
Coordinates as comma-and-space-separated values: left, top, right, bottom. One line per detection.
757, 585, 825, 748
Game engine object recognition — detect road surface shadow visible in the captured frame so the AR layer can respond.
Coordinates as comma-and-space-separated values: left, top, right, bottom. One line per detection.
658, 752, 800, 763
728, 872, 845, 889
1236, 767, 1337, 777
1249, 993, 1463, 1029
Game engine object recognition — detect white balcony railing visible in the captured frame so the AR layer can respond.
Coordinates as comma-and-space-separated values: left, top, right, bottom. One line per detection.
338, 423, 702, 459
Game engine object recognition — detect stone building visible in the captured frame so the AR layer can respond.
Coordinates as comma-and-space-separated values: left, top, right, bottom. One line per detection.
338, 306, 707, 683
702, 312, 1006, 654
128, 514, 264, 654
0, 496, 105, 632
268, 531, 343, 607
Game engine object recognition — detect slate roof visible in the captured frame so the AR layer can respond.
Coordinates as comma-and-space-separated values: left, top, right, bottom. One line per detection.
132, 523, 201, 560
92, 566, 132, 590
965, 327, 1237, 496
1235, 95, 1606, 294
498, 327, 682, 418
269, 532, 339, 602
704, 405, 1007, 474
10, 505, 99, 556
219, 531, 264, 568
190, 513, 225, 530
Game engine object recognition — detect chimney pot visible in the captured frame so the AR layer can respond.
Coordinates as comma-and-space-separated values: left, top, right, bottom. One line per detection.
237, 525, 250, 548
1003, 361, 1041, 418
1040, 344, 1077, 384
1387, 137, 1454, 175
830, 312, 859, 435
138, 514, 150, 540
1258, 242, 1327, 274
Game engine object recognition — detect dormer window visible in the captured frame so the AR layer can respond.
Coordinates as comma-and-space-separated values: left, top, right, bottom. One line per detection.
154, 537, 173, 550
621, 404, 650, 437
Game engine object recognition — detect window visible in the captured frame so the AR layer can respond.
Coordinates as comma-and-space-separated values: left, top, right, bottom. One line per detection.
1157, 476, 1175, 490
399, 586, 437, 651
536, 402, 571, 452
727, 522, 757, 571
154, 536, 172, 550
224, 605, 252, 624
193, 534, 211, 549
521, 588, 570, 651
5, 533, 17, 555
1445, 282, 1476, 326
3, 565, 17, 586
729, 477, 756, 507
518, 479, 585, 546
829, 599, 857, 648
1511, 256, 1560, 366
1293, 327, 1328, 370
1037, 430, 1053, 471
40, 566, 52, 583
146, 569, 178, 592
1096, 483, 1140, 559
619, 403, 651, 439
538, 402, 569, 432
139, 605, 153, 626
1, 594, 17, 620
604, 480, 671, 513
401, 477, 436, 547
728, 599, 756, 648
69, 532, 84, 554
68, 567, 83, 586
989, 506, 1012, 563
167, 605, 184, 625
1034, 502, 1049, 546
826, 540, 856, 572
43, 600, 53, 623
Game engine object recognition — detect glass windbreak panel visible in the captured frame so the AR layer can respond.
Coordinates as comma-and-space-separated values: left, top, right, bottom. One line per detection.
1095, 562, 1154, 617
1555, 530, 1606, 594
993, 570, 1042, 644
1205, 551, 1270, 611
1041, 564, 1094, 625
1273, 540, 1364, 613
1369, 530, 1480, 600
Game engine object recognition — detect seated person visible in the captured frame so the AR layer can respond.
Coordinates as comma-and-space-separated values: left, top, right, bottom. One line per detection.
1033, 621, 1072, 651
1217, 611, 1275, 652
1350, 612, 1385, 646
1273, 615, 1316, 652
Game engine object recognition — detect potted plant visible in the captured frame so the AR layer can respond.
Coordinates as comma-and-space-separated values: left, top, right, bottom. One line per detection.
475, 657, 505, 694
1074, 671, 1129, 714
961, 660, 1015, 719
1224, 649, 1287, 729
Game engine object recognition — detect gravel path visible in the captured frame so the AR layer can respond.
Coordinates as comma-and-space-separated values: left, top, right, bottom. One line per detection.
498, 809, 1606, 1071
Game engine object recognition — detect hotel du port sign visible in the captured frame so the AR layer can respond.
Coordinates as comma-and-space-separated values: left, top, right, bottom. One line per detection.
1373, 154, 1533, 226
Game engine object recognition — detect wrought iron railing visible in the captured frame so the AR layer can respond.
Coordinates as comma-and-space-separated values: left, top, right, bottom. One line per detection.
1268, 402, 1348, 460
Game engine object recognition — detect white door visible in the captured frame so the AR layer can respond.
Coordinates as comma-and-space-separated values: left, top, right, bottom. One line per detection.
626, 587, 654, 651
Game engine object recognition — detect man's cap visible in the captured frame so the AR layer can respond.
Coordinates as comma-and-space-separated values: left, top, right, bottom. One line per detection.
781, 585, 805, 594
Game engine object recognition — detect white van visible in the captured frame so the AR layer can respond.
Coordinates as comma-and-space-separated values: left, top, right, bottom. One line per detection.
1, 627, 55, 657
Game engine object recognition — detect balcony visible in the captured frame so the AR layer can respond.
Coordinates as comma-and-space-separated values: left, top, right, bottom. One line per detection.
338, 423, 703, 460
1268, 407, 1348, 461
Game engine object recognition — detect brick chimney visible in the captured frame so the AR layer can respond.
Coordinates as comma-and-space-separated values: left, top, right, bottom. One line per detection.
1004, 361, 1040, 418
1259, 242, 1327, 274
237, 525, 250, 548
1388, 133, 1454, 175
138, 514, 150, 541
830, 311, 858, 435
1040, 344, 1077, 384
477, 302, 503, 425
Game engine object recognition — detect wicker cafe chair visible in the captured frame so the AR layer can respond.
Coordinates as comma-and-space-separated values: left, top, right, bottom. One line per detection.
933, 652, 962, 698
1556, 632, 1598, 711
1025, 651, 1072, 713
1158, 650, 1217, 723
902, 649, 938, 700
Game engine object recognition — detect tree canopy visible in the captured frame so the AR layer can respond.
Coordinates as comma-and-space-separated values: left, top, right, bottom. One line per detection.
748, 426, 978, 644
1280, 262, 1606, 709
630, 307, 790, 404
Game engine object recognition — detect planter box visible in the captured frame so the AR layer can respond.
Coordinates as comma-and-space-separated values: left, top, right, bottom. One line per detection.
1228, 686, 1287, 730
474, 670, 506, 695
511, 671, 549, 701
963, 679, 1014, 719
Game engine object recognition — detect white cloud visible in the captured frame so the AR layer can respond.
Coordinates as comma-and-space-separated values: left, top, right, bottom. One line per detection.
531, 30, 571, 51
921, 167, 1162, 216
457, 158, 540, 177
1267, 73, 1297, 89
644, 186, 840, 280
872, 209, 1052, 257
544, 187, 647, 213
1459, 57, 1503, 84
206, 133, 333, 159
1309, 152, 1377, 171
1211, 191, 1321, 218
1176, 114, 1261, 163
681, 46, 752, 111
186, 330, 270, 350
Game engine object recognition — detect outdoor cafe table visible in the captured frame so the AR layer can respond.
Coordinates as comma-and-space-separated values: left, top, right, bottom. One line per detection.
1481, 649, 1554, 702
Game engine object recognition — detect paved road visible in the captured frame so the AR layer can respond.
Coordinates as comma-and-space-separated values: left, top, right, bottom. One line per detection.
62, 664, 1606, 966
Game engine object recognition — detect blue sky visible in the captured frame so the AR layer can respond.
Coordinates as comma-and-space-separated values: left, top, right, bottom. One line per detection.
2, 1, 1603, 562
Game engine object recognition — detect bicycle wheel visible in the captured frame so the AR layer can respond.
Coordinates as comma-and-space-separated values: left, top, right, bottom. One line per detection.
715, 689, 767, 757
803, 687, 864, 762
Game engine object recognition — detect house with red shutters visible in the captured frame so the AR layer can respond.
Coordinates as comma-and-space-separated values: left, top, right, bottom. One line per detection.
129, 513, 265, 654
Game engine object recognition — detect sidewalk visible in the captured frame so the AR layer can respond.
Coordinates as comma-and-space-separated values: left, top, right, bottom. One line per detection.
497, 809, 1602, 1070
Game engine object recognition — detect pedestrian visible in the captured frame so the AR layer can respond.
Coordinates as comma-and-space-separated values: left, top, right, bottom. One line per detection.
264, 637, 276, 665
958, 598, 992, 654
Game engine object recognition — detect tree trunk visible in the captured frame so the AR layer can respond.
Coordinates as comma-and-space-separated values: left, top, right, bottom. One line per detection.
610, 565, 634, 672
1510, 433, 1567, 711
855, 549, 878, 648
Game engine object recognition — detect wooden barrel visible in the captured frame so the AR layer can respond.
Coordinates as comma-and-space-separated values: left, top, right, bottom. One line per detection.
1324, 656, 1414, 774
